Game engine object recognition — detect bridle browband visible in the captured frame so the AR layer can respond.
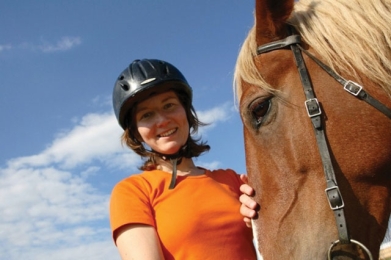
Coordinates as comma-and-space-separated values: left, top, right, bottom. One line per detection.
256, 26, 391, 260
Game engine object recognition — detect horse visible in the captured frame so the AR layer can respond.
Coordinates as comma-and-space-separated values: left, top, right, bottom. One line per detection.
234, 0, 391, 259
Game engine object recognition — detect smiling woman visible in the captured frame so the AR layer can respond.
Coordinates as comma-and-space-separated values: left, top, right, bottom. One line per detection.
0, 1, 259, 259
109, 59, 258, 260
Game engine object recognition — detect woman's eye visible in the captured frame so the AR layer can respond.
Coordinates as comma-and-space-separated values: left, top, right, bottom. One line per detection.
249, 99, 271, 126
164, 103, 175, 110
140, 112, 152, 120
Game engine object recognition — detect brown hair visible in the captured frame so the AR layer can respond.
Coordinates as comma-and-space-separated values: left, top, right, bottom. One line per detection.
121, 89, 210, 171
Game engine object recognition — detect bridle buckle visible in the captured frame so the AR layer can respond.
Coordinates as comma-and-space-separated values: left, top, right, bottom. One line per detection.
325, 186, 344, 210
344, 80, 363, 96
305, 98, 322, 118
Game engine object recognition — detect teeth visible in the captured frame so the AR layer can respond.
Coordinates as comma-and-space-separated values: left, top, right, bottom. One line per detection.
160, 129, 176, 137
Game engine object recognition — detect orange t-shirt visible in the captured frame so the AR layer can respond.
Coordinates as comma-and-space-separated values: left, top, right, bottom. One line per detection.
110, 168, 256, 260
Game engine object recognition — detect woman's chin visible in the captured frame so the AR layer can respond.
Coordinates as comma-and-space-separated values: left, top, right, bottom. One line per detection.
156, 146, 182, 155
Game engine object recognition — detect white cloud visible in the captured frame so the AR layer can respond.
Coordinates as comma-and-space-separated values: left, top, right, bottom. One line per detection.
196, 102, 233, 135
8, 113, 133, 170
0, 165, 115, 259
0, 44, 12, 52
38, 36, 81, 53
197, 102, 232, 124
91, 95, 112, 108
0, 112, 133, 260
8, 36, 81, 54
197, 160, 221, 170
2, 239, 119, 260
0, 104, 228, 259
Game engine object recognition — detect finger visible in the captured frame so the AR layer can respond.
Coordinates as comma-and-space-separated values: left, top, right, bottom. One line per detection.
240, 184, 254, 196
240, 203, 257, 219
243, 217, 252, 228
240, 174, 248, 184
240, 194, 258, 210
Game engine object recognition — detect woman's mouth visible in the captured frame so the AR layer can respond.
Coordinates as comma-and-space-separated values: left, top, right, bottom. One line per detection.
158, 128, 177, 137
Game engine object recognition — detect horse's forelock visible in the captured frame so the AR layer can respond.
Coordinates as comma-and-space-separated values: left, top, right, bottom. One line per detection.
233, 26, 276, 105
292, 0, 391, 95
234, 0, 391, 101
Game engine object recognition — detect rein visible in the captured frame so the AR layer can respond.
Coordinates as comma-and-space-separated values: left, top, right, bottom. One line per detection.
256, 26, 391, 259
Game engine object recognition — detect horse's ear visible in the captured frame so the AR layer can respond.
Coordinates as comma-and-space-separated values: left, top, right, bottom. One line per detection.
255, 0, 294, 46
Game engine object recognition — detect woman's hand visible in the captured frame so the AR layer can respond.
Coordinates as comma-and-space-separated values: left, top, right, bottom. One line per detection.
239, 175, 259, 228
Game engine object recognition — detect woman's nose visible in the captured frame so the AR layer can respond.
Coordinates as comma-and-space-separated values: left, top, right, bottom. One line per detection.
155, 111, 170, 126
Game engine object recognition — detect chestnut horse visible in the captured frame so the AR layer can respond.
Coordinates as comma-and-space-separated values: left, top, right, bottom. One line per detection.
234, 0, 391, 259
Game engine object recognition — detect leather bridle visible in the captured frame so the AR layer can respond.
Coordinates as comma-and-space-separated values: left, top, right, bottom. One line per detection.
256, 26, 391, 260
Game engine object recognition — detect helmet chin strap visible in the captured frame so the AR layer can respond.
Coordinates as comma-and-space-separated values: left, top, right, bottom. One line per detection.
152, 144, 188, 189
168, 158, 178, 189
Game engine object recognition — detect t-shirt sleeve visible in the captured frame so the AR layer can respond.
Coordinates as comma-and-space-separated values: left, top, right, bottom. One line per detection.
209, 168, 243, 195
109, 175, 155, 241
228, 169, 245, 193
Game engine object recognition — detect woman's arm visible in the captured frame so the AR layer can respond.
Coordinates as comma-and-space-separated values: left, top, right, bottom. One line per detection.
115, 224, 165, 260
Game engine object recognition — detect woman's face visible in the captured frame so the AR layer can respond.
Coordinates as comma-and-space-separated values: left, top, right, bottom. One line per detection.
135, 90, 189, 155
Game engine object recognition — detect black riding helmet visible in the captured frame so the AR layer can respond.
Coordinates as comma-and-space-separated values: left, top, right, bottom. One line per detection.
113, 59, 192, 130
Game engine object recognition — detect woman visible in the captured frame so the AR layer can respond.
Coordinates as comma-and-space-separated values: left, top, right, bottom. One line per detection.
110, 59, 258, 260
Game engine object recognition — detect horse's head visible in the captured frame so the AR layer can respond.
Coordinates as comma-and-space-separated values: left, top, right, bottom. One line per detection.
234, 0, 391, 259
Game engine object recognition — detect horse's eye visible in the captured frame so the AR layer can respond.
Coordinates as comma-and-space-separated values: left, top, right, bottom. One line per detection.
249, 99, 271, 126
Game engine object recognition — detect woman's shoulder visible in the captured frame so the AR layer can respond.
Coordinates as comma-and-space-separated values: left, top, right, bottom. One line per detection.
207, 168, 237, 176
205, 168, 243, 191
206, 168, 242, 182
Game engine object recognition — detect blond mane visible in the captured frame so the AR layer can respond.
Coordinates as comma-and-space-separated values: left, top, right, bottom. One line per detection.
234, 0, 391, 100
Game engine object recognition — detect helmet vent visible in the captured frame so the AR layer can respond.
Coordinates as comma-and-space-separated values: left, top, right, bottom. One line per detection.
119, 82, 129, 91
164, 65, 170, 76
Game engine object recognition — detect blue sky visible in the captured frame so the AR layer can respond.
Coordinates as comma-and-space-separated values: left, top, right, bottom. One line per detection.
0, 1, 255, 259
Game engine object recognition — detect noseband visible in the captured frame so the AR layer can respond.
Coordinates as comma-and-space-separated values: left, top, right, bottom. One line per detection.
256, 26, 391, 260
